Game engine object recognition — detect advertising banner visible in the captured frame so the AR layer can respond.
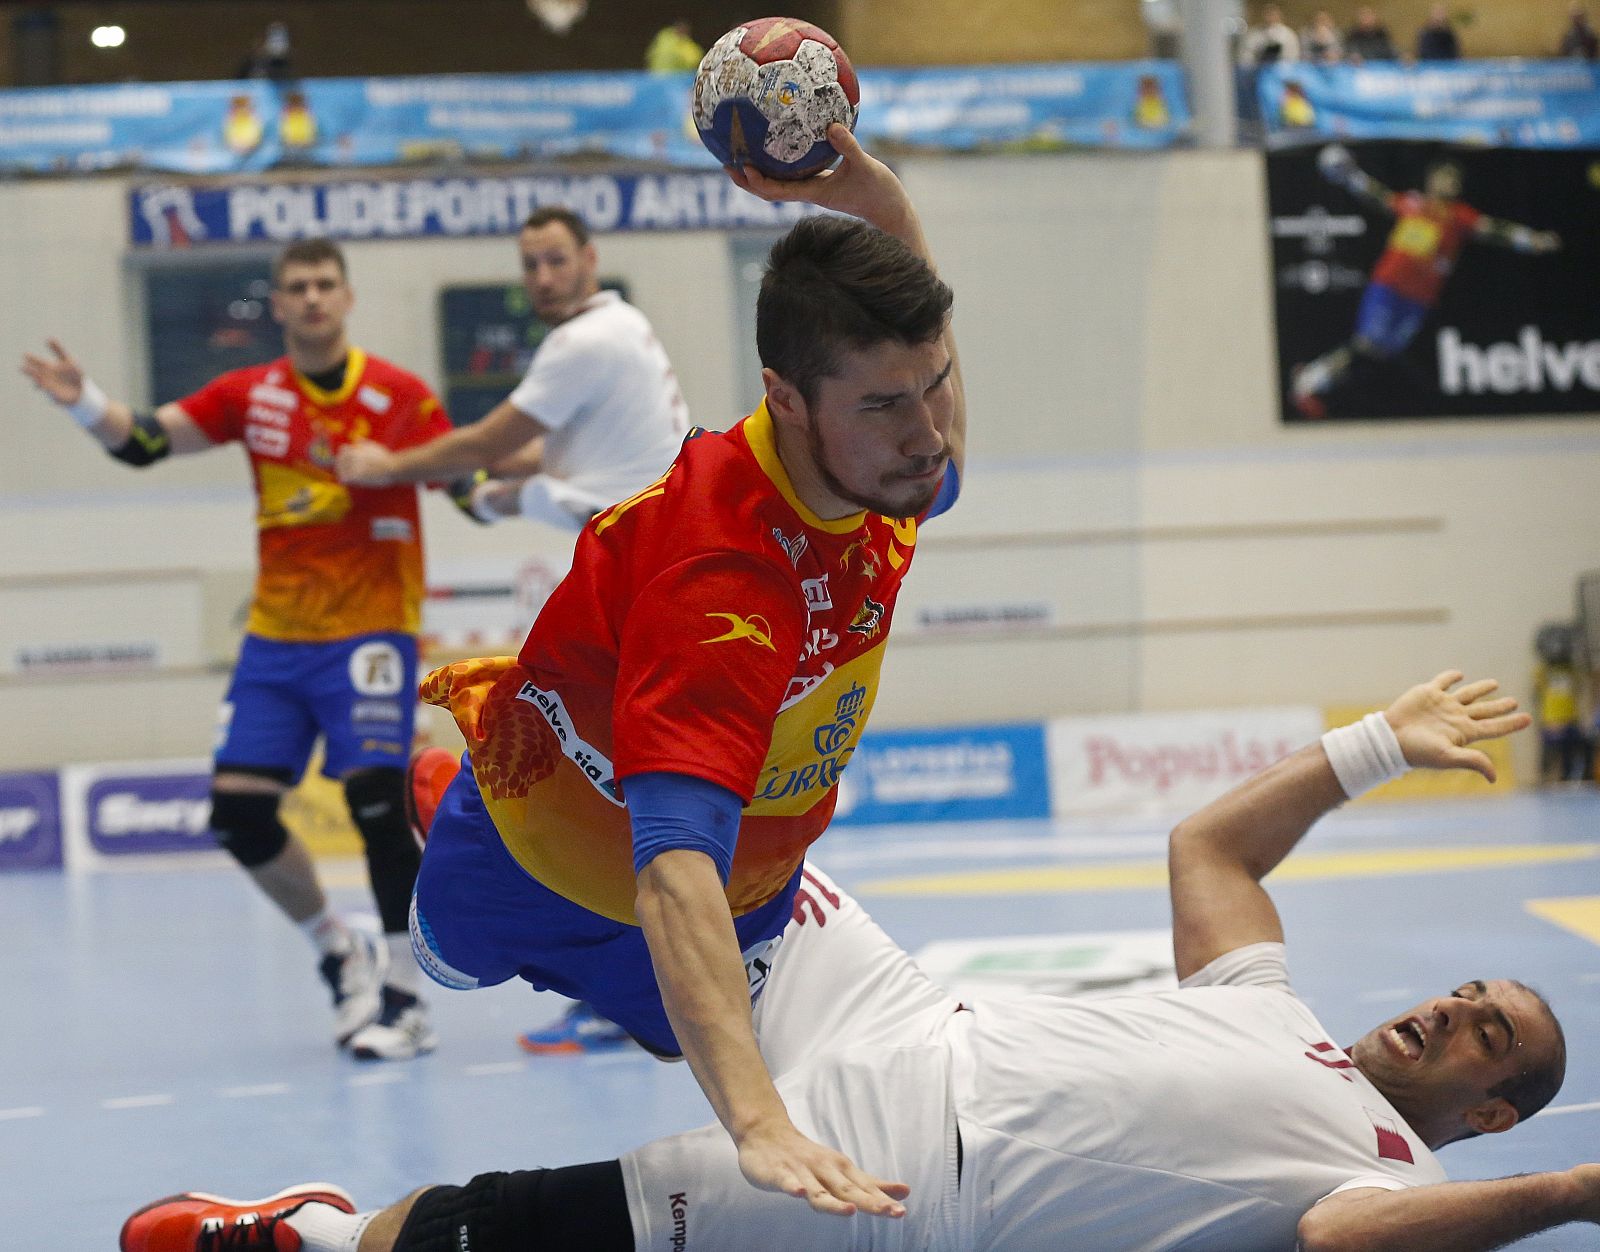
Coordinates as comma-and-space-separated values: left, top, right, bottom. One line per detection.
833, 723, 1051, 826
1257, 60, 1600, 149
0, 771, 62, 872
60, 760, 218, 869
1047, 707, 1323, 816
6, 63, 1187, 177
1268, 140, 1600, 421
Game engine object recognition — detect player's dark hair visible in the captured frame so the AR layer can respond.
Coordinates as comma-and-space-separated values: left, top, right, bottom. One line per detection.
757, 215, 953, 407
523, 206, 591, 247
272, 238, 347, 285
1486, 982, 1566, 1123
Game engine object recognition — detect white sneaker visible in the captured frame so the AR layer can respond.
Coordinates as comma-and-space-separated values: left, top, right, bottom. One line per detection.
347, 986, 437, 1061
318, 930, 387, 1047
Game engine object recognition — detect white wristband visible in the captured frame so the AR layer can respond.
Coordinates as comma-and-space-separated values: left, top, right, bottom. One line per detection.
65, 377, 110, 429
1321, 712, 1411, 799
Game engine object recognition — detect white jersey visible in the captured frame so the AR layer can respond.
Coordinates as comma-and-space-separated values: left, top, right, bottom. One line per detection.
507, 289, 689, 529
951, 943, 1446, 1252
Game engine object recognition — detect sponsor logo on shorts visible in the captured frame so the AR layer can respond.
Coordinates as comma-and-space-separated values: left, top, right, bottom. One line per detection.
352, 699, 404, 725
348, 641, 405, 697
514, 681, 624, 806
700, 612, 775, 651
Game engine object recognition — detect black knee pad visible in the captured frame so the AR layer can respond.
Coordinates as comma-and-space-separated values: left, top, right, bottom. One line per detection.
343, 767, 419, 933
395, 1164, 632, 1252
208, 790, 289, 869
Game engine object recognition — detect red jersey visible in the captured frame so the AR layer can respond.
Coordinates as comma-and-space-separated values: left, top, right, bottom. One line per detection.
1370, 192, 1482, 306
424, 401, 929, 924
179, 349, 451, 641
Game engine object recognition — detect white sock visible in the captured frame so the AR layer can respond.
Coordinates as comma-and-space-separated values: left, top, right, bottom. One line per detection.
384, 932, 422, 996
284, 1201, 374, 1252
299, 911, 353, 958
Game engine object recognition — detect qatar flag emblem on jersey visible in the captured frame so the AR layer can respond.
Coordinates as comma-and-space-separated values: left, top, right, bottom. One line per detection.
1366, 1108, 1416, 1164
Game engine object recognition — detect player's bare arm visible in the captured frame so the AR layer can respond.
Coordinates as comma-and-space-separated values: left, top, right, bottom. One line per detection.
1317, 146, 1398, 214
22, 338, 213, 458
635, 848, 910, 1220
1474, 217, 1561, 254
336, 396, 546, 486
1296, 1166, 1600, 1252
730, 125, 967, 480
1169, 671, 1528, 980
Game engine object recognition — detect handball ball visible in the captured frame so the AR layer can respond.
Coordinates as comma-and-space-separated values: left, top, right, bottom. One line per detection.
693, 17, 860, 180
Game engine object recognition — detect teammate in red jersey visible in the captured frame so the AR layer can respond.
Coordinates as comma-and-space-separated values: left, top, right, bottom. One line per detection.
1291, 146, 1561, 418
397, 124, 966, 1219
21, 240, 470, 1061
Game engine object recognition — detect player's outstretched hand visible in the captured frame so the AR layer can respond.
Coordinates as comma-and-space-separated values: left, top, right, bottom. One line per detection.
1383, 671, 1531, 782
726, 125, 911, 234
736, 1118, 909, 1219
21, 339, 86, 407
336, 439, 396, 487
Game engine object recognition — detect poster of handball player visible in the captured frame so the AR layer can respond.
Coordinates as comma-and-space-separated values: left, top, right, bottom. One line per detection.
1267, 141, 1600, 422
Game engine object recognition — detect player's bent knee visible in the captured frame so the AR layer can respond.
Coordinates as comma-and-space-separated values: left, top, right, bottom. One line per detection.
208, 789, 289, 868
393, 1165, 632, 1252
343, 767, 408, 845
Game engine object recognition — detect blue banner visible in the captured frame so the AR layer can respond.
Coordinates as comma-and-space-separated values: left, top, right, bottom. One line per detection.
5, 62, 1186, 176
1258, 60, 1600, 148
833, 723, 1051, 826
0, 771, 62, 872
129, 171, 821, 247
84, 767, 215, 857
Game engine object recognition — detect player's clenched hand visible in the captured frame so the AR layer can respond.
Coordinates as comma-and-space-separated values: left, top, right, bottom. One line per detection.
735, 1119, 909, 1219
21, 339, 86, 407
726, 125, 910, 232
1383, 670, 1530, 781
335, 439, 397, 487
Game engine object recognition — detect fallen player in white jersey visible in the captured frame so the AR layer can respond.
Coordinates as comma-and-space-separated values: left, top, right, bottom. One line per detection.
124, 671, 1599, 1252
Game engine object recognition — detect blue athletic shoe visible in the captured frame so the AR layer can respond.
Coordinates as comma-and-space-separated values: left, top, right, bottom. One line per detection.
517, 1001, 635, 1055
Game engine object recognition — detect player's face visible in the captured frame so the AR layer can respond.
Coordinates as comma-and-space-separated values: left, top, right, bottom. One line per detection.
1425, 165, 1462, 200
1349, 979, 1557, 1142
520, 223, 598, 324
794, 337, 954, 519
270, 260, 352, 348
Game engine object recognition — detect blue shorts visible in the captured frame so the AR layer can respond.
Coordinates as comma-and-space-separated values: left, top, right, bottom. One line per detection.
215, 632, 418, 783
410, 754, 803, 1056
1354, 283, 1430, 358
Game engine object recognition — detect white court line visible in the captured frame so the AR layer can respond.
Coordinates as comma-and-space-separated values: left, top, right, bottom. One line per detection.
0, 1107, 45, 1121
1355, 988, 1415, 1003
1539, 1100, 1600, 1118
102, 1094, 175, 1110
219, 1083, 292, 1099
347, 1071, 406, 1087
462, 1062, 525, 1077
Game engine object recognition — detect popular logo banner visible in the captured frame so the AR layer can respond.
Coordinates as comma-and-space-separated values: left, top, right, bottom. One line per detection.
1258, 60, 1600, 149
1268, 140, 1600, 421
5, 63, 1187, 177
0, 771, 62, 872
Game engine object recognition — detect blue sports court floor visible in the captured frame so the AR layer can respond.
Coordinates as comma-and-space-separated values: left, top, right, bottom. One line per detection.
7, 790, 1600, 1249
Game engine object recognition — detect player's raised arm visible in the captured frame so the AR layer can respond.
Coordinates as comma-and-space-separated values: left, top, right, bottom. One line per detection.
729, 125, 966, 483
1168, 671, 1528, 980
1316, 144, 1398, 213
21, 338, 213, 463
1296, 1165, 1600, 1252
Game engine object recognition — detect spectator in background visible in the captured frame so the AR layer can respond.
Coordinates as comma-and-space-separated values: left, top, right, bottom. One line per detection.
1301, 10, 1344, 63
645, 19, 704, 73
1415, 3, 1462, 59
1559, 2, 1600, 58
238, 20, 294, 81
1239, 3, 1301, 65
1345, 5, 1398, 62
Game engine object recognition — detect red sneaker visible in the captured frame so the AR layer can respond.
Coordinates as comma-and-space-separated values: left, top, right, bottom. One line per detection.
404, 746, 460, 846
120, 1185, 355, 1252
